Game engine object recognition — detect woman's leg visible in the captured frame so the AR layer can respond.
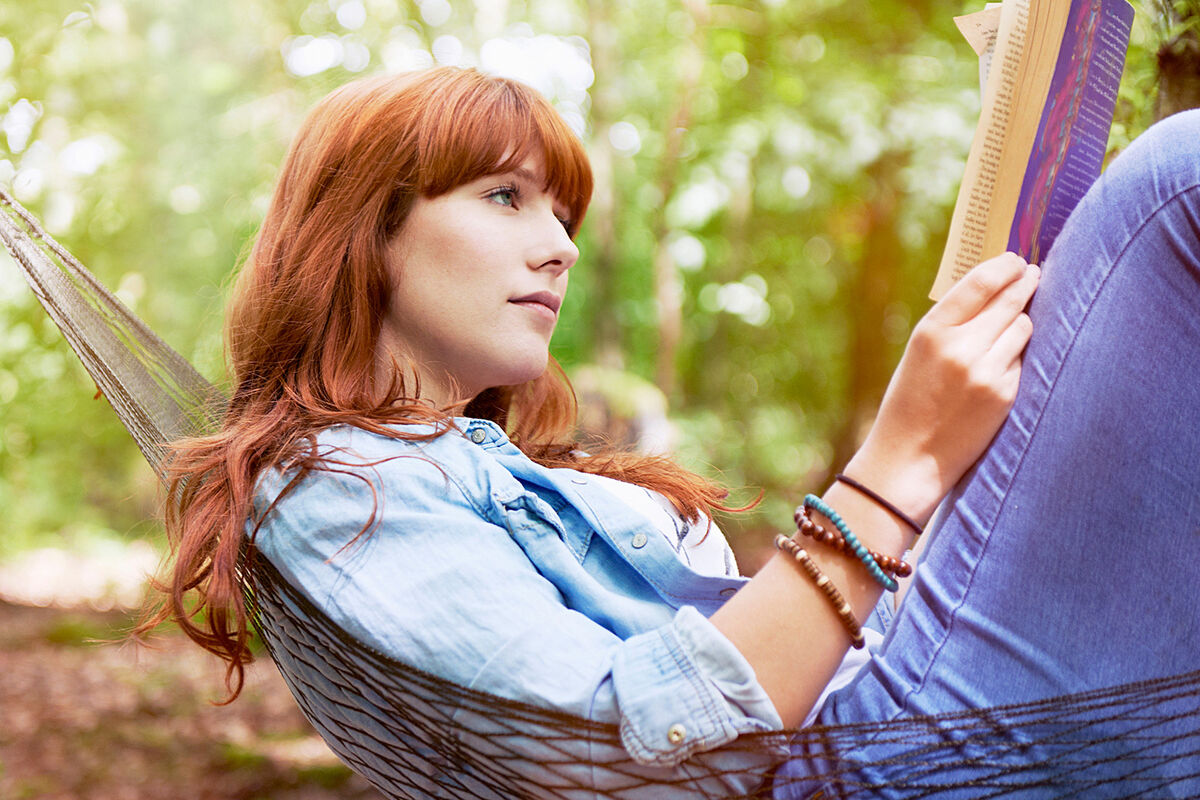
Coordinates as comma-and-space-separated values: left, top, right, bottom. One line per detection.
777, 109, 1200, 798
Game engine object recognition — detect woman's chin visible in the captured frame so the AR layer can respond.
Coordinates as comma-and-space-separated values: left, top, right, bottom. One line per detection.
505, 354, 552, 387
467, 355, 550, 397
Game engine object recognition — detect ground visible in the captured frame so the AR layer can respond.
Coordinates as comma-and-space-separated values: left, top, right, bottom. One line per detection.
0, 596, 380, 800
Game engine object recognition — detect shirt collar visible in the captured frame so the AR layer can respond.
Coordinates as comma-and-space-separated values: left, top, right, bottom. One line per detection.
459, 417, 509, 449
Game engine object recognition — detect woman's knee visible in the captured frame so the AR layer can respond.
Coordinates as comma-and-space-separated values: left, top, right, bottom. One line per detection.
1097, 108, 1200, 212
1131, 106, 1200, 158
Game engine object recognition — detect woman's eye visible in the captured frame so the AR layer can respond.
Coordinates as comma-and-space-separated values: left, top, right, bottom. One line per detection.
487, 187, 517, 207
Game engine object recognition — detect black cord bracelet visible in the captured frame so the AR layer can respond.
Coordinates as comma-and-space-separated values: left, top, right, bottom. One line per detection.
834, 473, 923, 536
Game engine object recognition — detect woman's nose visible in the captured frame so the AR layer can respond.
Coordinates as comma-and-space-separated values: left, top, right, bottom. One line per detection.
530, 212, 578, 275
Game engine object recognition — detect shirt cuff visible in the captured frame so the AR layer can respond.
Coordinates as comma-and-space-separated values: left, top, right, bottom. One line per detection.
611, 605, 783, 766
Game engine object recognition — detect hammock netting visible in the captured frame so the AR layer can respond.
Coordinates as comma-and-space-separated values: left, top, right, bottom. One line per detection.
244, 550, 1200, 799
4, 187, 1200, 798
0, 190, 223, 477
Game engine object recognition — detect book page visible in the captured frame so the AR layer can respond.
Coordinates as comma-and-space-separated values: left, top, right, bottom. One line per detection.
955, 5, 1004, 56
930, 0, 1073, 300
955, 4, 1003, 96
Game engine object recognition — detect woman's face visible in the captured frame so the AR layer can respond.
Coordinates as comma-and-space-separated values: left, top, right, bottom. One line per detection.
379, 157, 579, 405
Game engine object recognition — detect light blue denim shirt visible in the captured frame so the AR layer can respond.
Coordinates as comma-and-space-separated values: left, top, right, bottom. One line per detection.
251, 418, 784, 773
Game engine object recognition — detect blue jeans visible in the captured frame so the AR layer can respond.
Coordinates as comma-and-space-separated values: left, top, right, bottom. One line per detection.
776, 109, 1200, 798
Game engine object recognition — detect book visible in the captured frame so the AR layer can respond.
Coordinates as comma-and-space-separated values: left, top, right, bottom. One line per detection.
929, 0, 1135, 300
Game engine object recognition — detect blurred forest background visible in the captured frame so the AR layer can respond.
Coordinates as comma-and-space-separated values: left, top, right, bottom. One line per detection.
0, 0, 1197, 795
1, 0, 1196, 566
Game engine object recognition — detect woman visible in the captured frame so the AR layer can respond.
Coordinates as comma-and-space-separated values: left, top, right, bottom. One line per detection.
147, 67, 1200, 796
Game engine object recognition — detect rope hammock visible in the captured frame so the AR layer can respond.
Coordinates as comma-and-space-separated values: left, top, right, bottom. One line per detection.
0, 191, 223, 476
4, 187, 1200, 798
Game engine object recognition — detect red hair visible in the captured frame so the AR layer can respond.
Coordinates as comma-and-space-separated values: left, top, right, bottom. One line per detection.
141, 67, 730, 699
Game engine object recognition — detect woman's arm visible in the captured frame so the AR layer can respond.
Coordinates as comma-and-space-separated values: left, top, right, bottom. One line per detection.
711, 251, 1039, 727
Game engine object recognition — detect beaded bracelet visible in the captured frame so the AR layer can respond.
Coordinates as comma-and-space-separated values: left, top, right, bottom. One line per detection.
834, 473, 923, 536
774, 534, 865, 649
804, 494, 898, 592
793, 505, 912, 578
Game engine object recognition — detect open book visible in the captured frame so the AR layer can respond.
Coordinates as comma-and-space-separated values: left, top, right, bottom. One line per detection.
929, 0, 1135, 300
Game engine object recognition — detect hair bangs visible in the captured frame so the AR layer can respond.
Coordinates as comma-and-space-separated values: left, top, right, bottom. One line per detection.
528, 97, 593, 234
413, 74, 593, 232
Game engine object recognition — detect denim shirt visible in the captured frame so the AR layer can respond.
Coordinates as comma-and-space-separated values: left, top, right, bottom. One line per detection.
251, 418, 784, 771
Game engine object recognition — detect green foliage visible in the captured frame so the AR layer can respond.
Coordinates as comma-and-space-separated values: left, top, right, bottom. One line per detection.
220, 741, 272, 772
41, 613, 120, 646
296, 762, 360, 789
0, 0, 1173, 557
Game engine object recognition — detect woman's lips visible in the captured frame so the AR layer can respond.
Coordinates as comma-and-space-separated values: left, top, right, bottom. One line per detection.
510, 291, 561, 323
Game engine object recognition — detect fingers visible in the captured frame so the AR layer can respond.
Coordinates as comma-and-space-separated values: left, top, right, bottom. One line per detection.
958, 303, 1032, 419
969, 260, 1040, 342
983, 308, 1034, 377
930, 252, 1030, 325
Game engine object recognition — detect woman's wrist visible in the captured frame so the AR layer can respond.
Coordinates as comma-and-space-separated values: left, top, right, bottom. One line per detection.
842, 442, 947, 530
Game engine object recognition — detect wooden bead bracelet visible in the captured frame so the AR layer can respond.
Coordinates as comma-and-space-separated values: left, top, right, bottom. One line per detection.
793, 506, 913, 579
774, 534, 865, 649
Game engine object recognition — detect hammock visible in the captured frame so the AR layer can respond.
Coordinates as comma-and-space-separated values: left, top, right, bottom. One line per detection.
4, 188, 1200, 798
0, 191, 223, 476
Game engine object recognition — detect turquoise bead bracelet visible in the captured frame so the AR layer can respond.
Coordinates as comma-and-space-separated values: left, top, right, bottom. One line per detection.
803, 493, 898, 592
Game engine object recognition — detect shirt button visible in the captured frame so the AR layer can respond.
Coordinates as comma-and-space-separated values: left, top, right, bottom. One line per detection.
469, 428, 487, 444
719, 587, 737, 598
631, 533, 648, 549
667, 724, 686, 745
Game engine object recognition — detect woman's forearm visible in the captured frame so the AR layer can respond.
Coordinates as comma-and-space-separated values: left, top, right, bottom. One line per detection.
711, 251, 1039, 726
710, 479, 915, 727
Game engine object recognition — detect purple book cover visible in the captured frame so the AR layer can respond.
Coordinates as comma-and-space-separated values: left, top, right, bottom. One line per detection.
1008, 0, 1134, 263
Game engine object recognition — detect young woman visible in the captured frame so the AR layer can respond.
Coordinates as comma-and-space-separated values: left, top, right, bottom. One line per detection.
148, 66, 1200, 796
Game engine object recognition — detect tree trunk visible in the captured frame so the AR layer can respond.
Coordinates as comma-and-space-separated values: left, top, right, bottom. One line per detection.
1156, 4, 1200, 119
651, 0, 708, 398
585, 1, 624, 368
830, 154, 906, 478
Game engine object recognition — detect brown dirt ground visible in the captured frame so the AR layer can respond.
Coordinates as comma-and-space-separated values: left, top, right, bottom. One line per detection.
0, 599, 381, 800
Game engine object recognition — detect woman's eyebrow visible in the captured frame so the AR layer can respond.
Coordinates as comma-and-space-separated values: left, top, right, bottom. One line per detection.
506, 166, 544, 186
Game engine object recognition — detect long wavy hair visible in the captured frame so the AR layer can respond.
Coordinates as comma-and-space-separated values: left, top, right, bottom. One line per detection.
141, 67, 732, 699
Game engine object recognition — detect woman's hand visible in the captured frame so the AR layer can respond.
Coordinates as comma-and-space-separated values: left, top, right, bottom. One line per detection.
845, 252, 1039, 526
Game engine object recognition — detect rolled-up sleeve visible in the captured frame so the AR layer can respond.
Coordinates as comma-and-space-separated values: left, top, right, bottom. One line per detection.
613, 606, 782, 764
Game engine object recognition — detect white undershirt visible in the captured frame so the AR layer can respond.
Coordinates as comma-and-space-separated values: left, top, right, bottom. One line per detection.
588, 473, 739, 577
589, 473, 881, 726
